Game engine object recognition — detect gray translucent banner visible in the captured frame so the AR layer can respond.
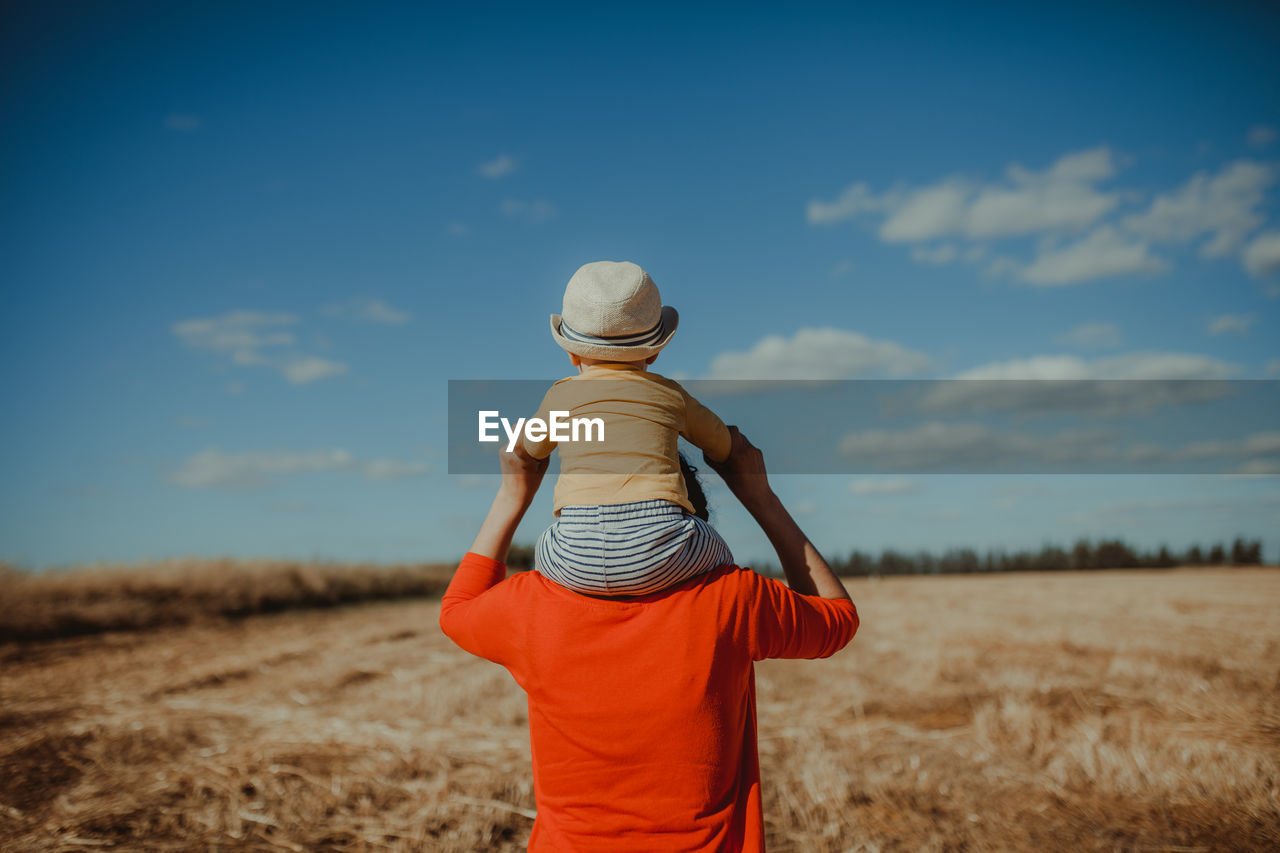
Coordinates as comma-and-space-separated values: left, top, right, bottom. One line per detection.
448, 379, 1280, 475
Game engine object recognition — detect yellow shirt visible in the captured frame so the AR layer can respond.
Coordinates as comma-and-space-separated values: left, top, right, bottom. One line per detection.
522, 363, 731, 514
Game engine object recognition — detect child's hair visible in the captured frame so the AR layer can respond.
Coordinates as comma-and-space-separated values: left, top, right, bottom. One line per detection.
678, 452, 709, 522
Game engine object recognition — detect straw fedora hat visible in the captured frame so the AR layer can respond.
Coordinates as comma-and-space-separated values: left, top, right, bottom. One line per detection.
549, 261, 679, 360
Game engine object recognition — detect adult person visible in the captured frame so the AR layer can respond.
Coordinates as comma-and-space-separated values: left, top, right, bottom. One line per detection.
439, 427, 859, 851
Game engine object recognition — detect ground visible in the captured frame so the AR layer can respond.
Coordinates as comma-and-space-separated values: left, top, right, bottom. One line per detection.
1, 567, 1277, 851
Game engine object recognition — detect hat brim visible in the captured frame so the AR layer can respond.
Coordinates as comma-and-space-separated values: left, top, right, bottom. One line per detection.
549, 305, 679, 360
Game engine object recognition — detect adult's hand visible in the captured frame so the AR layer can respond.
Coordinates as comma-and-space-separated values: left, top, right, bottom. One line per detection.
704, 426, 774, 512
500, 443, 550, 510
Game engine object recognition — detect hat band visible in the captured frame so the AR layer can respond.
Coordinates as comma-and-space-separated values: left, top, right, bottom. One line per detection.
559, 317, 666, 348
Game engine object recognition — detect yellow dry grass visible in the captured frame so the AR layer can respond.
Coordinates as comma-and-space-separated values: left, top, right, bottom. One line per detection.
0, 559, 454, 642
1, 567, 1277, 851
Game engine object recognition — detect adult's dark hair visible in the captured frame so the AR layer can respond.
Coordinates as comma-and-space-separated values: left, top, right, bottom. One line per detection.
678, 452, 709, 522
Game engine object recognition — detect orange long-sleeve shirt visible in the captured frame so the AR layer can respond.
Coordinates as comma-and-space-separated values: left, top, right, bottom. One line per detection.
439, 552, 859, 851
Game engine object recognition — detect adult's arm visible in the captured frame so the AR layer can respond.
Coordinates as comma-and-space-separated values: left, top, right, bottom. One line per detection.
467, 445, 548, 562
438, 448, 548, 661
705, 427, 851, 601
706, 427, 858, 660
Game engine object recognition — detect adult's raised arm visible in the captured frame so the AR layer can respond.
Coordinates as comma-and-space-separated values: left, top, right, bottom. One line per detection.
440, 447, 549, 661
704, 427, 851, 602
468, 445, 549, 562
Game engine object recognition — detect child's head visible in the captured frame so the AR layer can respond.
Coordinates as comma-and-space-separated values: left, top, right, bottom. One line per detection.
550, 261, 677, 364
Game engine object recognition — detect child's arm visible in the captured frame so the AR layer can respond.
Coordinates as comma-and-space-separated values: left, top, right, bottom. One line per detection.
520, 384, 561, 461
512, 440, 541, 464
679, 387, 732, 463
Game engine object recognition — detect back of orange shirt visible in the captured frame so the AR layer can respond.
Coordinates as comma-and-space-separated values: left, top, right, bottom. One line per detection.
440, 553, 859, 851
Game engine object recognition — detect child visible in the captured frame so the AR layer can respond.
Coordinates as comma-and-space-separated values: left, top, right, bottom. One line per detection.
515, 260, 735, 596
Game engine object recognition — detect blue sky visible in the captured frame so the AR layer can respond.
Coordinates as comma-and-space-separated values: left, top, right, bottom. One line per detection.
2, 1, 1278, 569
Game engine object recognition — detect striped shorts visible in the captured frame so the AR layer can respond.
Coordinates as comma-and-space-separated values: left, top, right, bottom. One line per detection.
535, 500, 734, 596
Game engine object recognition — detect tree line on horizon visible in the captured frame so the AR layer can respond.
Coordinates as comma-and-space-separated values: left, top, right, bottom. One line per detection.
507, 537, 1268, 577
821, 537, 1266, 578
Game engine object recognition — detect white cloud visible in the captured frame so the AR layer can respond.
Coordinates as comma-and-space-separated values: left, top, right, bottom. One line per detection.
1063, 492, 1270, 525
173, 310, 349, 385
1122, 159, 1276, 258
840, 421, 1279, 474
953, 351, 1241, 380
452, 474, 500, 490
1056, 322, 1122, 350
323, 298, 412, 325
1018, 226, 1168, 286
1231, 458, 1280, 475
910, 244, 959, 265
1247, 126, 1277, 148
172, 448, 430, 489
809, 148, 1280, 284
360, 299, 411, 325
501, 198, 556, 224
280, 356, 348, 385
964, 147, 1120, 239
1159, 430, 1280, 462
477, 154, 518, 179
706, 327, 933, 380
828, 259, 854, 278
164, 112, 203, 132
849, 477, 919, 496
1265, 359, 1280, 378
445, 221, 471, 238
838, 422, 1112, 470
880, 179, 972, 241
1207, 314, 1256, 336
809, 147, 1120, 244
173, 311, 298, 366
790, 500, 819, 516
982, 255, 1022, 279
918, 351, 1243, 416
361, 458, 434, 481
1125, 431, 1280, 476
173, 448, 355, 488
806, 182, 889, 225
1242, 230, 1280, 278
948, 355, 1109, 380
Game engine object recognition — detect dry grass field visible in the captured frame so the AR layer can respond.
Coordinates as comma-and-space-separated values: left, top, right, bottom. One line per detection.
0, 559, 455, 643
2, 566, 1277, 851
